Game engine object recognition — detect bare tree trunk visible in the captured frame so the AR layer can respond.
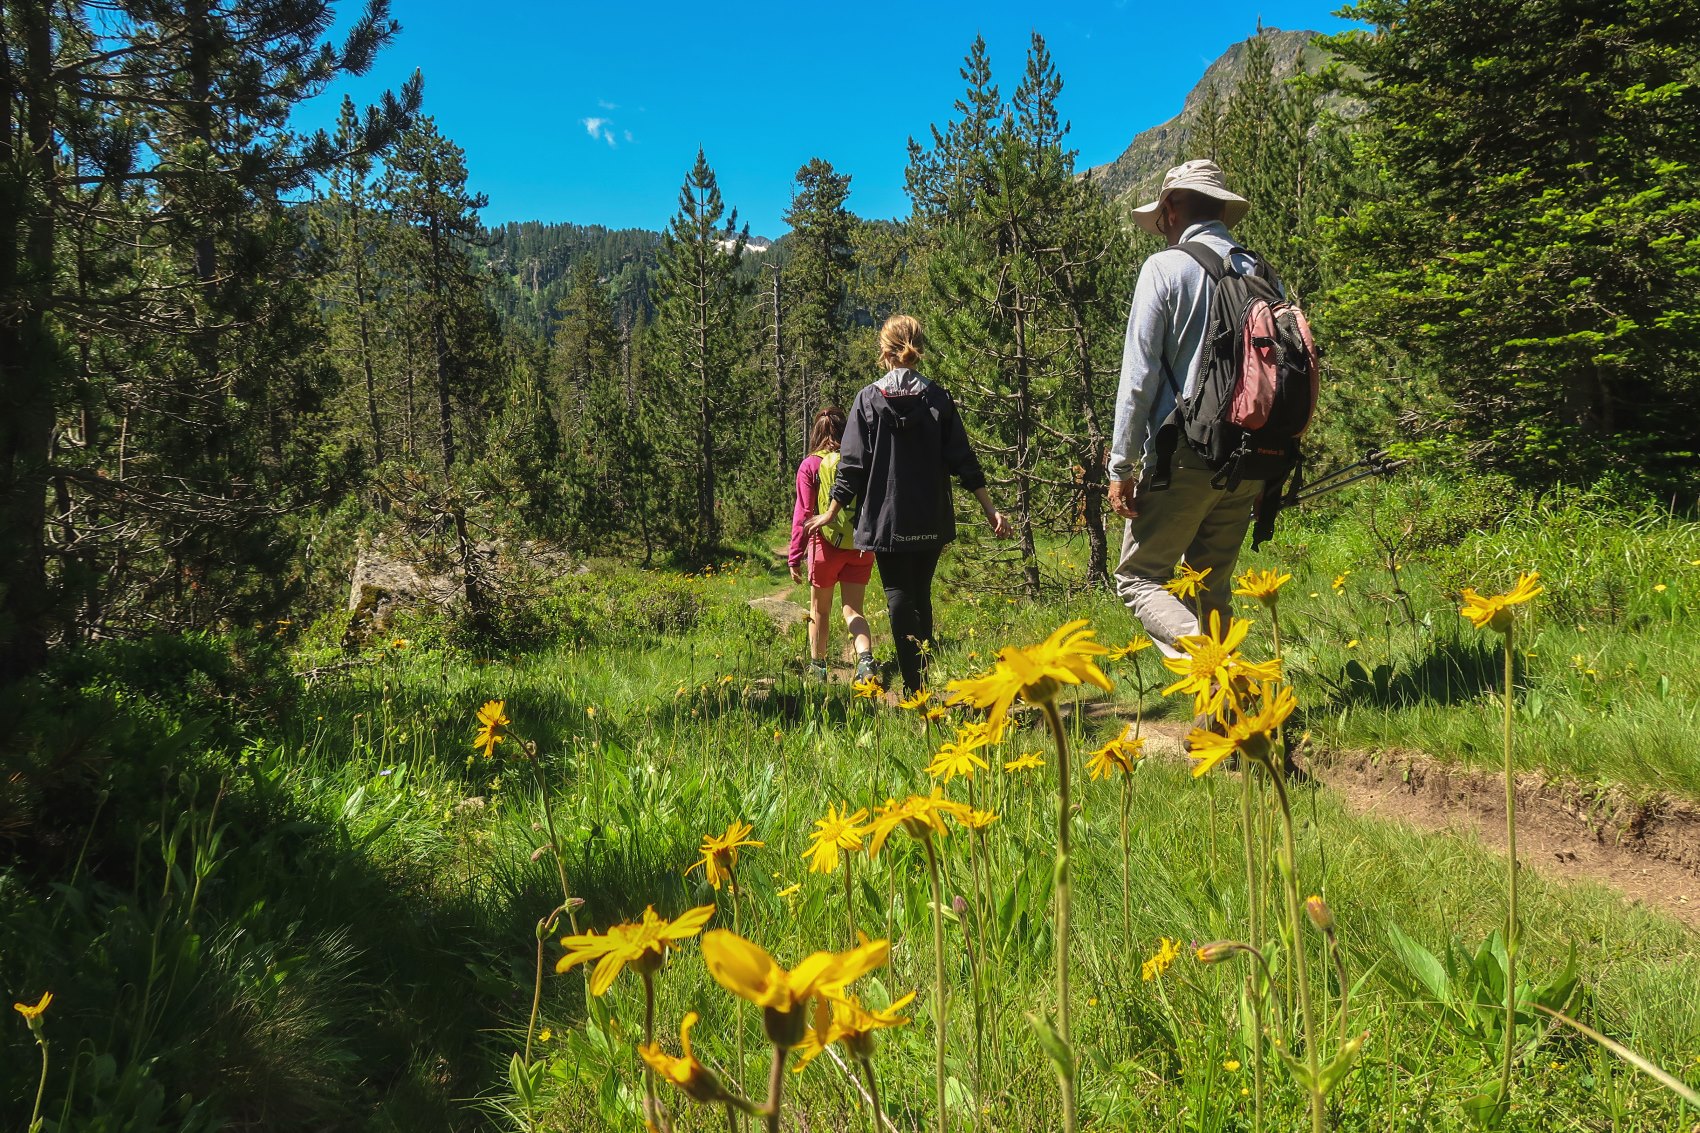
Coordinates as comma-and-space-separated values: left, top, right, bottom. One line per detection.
0, 5, 60, 679
694, 242, 716, 554
770, 265, 789, 481
1012, 290, 1041, 599
1062, 261, 1111, 587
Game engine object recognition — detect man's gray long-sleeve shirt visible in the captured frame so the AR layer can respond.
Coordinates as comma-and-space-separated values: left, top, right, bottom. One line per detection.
1109, 220, 1259, 482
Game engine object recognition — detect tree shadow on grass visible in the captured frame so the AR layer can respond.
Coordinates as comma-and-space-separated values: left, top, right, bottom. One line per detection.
1319, 635, 1510, 713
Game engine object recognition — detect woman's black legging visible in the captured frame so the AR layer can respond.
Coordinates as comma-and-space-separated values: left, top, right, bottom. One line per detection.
875, 547, 943, 693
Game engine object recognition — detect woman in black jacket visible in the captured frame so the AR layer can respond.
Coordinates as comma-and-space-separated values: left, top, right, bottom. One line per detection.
805, 315, 1012, 693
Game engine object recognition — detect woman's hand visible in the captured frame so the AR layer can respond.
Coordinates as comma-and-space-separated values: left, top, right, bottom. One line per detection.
789, 563, 805, 584
803, 501, 841, 538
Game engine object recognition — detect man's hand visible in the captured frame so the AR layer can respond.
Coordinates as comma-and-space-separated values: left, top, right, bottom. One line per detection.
801, 513, 829, 537
987, 510, 1014, 539
1108, 477, 1142, 520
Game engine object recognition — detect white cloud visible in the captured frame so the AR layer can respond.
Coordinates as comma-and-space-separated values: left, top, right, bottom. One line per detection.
582, 117, 617, 146
623, 130, 634, 143
598, 99, 618, 110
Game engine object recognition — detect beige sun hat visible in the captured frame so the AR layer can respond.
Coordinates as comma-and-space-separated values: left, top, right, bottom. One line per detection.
1130, 159, 1250, 236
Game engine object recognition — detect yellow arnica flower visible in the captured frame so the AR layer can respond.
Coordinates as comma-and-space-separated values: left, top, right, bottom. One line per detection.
946, 619, 1112, 741
1332, 572, 1350, 592
1003, 752, 1045, 774
1185, 682, 1299, 777
926, 732, 990, 783
1232, 568, 1293, 606
1164, 560, 1212, 600
1086, 724, 1145, 779
639, 1011, 731, 1104
686, 820, 764, 890
1142, 937, 1182, 981
851, 676, 883, 700
921, 705, 948, 723
897, 689, 932, 711
1161, 611, 1282, 719
1106, 637, 1154, 661
794, 990, 916, 1069
866, 791, 975, 857
963, 808, 999, 831
1459, 571, 1543, 633
802, 804, 868, 875
700, 930, 888, 1017
473, 699, 508, 758
12, 991, 52, 1021
557, 904, 716, 995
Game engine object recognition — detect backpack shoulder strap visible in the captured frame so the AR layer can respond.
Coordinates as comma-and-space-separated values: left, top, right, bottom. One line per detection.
1176, 241, 1229, 280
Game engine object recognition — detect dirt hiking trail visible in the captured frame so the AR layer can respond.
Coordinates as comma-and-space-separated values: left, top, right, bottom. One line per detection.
1128, 717, 1700, 933
747, 588, 1700, 931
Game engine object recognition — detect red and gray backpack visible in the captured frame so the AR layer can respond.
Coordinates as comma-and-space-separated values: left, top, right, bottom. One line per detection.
1149, 240, 1320, 545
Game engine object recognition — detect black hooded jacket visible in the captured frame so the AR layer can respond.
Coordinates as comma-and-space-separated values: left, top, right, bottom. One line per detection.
829, 369, 987, 553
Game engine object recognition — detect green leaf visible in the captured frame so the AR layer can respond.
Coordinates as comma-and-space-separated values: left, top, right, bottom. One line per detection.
1272, 1040, 1315, 1092
509, 1053, 535, 1109
1025, 1010, 1075, 1080
1462, 1080, 1507, 1129
1386, 921, 1451, 1004
1317, 1031, 1367, 1098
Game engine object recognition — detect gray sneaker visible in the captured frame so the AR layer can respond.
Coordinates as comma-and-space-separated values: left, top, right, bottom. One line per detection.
853, 653, 880, 685
808, 660, 830, 682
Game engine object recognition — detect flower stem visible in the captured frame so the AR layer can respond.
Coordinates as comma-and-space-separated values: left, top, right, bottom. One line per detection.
1499, 625, 1519, 1109
1041, 698, 1078, 1133
733, 880, 747, 1109
765, 1045, 789, 1133
860, 1057, 885, 1133
30, 1034, 48, 1133
923, 836, 949, 1133
1241, 765, 1265, 1133
1268, 764, 1322, 1133
524, 905, 564, 1063
845, 852, 859, 947
1120, 776, 1133, 950
532, 761, 580, 933
642, 971, 660, 1132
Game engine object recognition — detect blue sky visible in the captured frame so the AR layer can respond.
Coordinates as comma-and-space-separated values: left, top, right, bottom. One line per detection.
299, 0, 1359, 237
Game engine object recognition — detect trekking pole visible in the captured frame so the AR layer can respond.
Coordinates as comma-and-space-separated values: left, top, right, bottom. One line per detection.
1282, 449, 1408, 508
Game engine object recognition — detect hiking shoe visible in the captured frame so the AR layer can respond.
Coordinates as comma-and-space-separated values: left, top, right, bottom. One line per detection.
853, 653, 880, 686
807, 660, 830, 682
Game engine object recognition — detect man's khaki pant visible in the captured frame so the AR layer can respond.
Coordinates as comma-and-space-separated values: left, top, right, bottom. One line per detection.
1113, 457, 1261, 658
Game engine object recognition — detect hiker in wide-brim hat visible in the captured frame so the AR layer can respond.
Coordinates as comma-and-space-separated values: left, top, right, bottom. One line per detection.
1129, 158, 1250, 237
1108, 157, 1265, 660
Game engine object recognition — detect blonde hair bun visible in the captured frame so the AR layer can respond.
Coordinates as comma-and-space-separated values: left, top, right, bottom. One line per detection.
879, 314, 925, 370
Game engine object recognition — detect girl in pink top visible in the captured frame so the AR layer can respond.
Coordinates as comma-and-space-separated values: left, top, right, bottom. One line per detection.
789, 406, 876, 683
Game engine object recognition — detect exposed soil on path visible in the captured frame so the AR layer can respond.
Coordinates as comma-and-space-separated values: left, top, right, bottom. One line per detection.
743, 593, 1700, 930
1126, 717, 1700, 933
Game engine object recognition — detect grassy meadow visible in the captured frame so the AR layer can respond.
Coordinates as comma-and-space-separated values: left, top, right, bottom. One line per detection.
5, 473, 1700, 1132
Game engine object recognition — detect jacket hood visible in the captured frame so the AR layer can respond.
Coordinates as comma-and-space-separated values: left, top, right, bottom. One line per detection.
872, 369, 936, 431
874, 367, 930, 396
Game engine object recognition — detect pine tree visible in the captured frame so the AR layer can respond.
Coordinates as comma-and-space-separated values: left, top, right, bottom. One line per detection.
782, 158, 856, 412
1324, 0, 1700, 489
381, 117, 496, 611
648, 149, 753, 557
0, 0, 417, 678
910, 34, 1132, 594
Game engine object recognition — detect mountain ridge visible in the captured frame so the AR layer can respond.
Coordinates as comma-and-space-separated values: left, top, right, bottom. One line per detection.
1083, 27, 1333, 204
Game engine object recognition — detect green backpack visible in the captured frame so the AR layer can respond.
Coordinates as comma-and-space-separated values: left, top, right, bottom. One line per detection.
814, 450, 858, 551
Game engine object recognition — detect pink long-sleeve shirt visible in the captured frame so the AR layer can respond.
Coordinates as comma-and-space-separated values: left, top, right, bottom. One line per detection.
788, 452, 824, 567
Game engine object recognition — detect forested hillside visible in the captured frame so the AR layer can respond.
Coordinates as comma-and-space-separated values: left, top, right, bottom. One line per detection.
4, 2, 1699, 1130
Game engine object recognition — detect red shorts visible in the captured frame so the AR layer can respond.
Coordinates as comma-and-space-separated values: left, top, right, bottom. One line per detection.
809, 541, 874, 588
